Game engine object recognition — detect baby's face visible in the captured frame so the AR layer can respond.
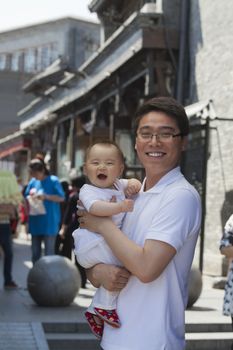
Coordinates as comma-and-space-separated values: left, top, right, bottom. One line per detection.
84, 144, 124, 188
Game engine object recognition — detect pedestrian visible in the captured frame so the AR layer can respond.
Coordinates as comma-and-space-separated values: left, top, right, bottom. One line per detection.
18, 184, 29, 236
24, 158, 65, 264
0, 170, 22, 289
72, 140, 141, 338
55, 179, 70, 255
58, 175, 87, 288
220, 214, 233, 350
78, 96, 202, 350
60, 179, 70, 219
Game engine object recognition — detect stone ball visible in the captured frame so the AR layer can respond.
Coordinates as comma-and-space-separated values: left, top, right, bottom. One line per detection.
27, 255, 81, 307
187, 267, 203, 308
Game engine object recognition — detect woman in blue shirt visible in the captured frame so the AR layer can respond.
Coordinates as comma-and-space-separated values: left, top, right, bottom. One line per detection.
25, 158, 65, 264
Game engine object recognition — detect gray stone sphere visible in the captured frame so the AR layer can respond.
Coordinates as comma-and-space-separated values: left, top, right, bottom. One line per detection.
27, 255, 81, 307
187, 267, 203, 308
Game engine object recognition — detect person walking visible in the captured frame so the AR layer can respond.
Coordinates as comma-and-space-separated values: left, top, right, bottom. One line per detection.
55, 179, 70, 255
0, 170, 22, 289
220, 214, 233, 350
79, 96, 202, 350
25, 158, 65, 264
58, 175, 87, 288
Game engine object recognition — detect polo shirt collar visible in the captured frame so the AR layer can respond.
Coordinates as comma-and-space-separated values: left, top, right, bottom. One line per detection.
141, 166, 184, 194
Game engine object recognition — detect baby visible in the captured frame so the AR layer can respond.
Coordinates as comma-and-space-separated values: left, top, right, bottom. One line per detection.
73, 140, 141, 339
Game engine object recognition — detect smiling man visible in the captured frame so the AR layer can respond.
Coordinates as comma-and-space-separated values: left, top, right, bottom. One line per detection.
80, 96, 202, 350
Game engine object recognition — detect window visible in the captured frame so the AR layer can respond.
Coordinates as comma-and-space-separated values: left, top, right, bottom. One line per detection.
0, 42, 59, 73
0, 53, 7, 70
36, 43, 58, 71
11, 51, 21, 71
24, 48, 36, 72
50, 42, 59, 63
41, 45, 51, 69
84, 37, 99, 60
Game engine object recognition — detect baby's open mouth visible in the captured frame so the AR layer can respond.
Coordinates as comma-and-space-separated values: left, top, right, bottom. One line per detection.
97, 174, 107, 180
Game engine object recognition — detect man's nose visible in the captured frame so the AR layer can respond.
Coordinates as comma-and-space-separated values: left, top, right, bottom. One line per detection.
149, 134, 161, 144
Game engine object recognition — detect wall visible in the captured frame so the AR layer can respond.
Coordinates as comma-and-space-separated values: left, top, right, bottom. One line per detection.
0, 71, 33, 137
0, 18, 100, 138
189, 0, 233, 275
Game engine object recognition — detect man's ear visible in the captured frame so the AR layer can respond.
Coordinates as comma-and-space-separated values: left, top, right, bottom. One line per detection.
135, 143, 137, 150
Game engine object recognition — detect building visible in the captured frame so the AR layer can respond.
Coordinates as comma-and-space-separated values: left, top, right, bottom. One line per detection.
17, 0, 180, 179
189, 0, 233, 275
0, 16, 100, 179
1, 0, 233, 276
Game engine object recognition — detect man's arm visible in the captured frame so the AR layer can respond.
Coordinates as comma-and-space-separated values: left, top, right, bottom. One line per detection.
80, 215, 176, 283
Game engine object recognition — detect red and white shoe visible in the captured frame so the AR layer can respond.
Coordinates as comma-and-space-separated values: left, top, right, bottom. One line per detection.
85, 311, 104, 339
94, 307, 121, 328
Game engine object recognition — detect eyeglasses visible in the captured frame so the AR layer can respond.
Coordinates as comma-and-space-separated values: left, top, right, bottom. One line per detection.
137, 131, 183, 142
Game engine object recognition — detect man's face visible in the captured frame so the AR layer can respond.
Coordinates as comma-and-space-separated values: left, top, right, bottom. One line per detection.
135, 111, 187, 184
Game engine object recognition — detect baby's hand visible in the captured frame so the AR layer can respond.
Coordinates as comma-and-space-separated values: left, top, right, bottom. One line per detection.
121, 199, 134, 212
125, 179, 141, 198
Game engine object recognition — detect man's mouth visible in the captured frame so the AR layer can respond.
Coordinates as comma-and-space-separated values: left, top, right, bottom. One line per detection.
146, 152, 165, 158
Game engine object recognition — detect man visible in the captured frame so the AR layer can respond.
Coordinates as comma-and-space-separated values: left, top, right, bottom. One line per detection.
79, 97, 201, 350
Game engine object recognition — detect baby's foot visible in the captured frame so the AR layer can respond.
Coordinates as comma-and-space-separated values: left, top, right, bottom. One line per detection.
94, 307, 121, 328
85, 311, 104, 339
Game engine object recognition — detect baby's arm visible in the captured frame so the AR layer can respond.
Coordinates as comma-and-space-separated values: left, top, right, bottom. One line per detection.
124, 178, 141, 198
89, 198, 134, 217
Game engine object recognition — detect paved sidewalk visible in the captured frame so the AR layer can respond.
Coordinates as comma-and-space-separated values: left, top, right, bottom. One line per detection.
0, 322, 49, 350
0, 231, 96, 349
0, 230, 232, 348
186, 274, 229, 326
0, 230, 95, 323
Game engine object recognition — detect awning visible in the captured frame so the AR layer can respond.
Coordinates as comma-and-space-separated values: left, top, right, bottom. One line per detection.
0, 132, 31, 159
185, 99, 216, 119
23, 57, 70, 93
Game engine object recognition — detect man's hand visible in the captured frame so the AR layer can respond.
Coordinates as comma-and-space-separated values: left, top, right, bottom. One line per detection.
87, 263, 130, 292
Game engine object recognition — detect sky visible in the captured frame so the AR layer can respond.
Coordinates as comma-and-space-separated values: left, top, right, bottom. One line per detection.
0, 0, 98, 32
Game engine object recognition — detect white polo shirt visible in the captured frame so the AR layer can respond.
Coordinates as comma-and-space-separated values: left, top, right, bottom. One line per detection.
101, 167, 201, 350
